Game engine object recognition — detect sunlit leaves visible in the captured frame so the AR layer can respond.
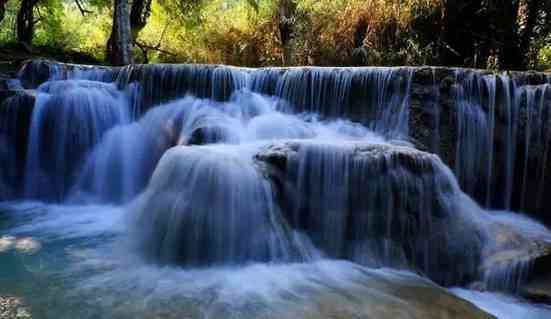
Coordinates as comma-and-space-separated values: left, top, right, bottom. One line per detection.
0, 0, 548, 69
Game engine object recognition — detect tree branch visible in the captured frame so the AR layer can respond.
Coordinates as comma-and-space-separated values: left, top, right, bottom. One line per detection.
74, 0, 93, 16
135, 40, 176, 56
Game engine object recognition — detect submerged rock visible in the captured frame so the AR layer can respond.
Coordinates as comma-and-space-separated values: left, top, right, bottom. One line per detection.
0, 236, 16, 252
78, 260, 494, 319
0, 296, 31, 319
186, 125, 229, 145
0, 236, 41, 255
14, 237, 41, 255
187, 262, 495, 319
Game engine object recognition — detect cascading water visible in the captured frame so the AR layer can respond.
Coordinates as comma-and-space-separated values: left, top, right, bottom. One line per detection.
516, 84, 551, 213
1, 60, 551, 318
23, 80, 131, 200
258, 141, 488, 285
452, 70, 496, 203
131, 145, 307, 266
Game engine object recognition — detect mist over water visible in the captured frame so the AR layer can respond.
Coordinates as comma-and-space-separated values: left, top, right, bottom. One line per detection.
1, 62, 551, 318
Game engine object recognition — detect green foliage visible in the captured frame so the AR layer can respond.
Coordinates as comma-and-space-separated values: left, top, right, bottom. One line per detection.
33, 0, 70, 48
138, 0, 278, 65
0, 0, 549, 69
288, 0, 442, 66
33, 1, 111, 59
538, 44, 551, 71
0, 0, 19, 43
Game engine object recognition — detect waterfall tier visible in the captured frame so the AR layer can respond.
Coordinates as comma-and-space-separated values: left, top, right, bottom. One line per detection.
4, 60, 551, 221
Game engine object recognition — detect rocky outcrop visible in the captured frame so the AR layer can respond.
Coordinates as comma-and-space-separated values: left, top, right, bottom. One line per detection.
255, 140, 551, 293
255, 140, 485, 285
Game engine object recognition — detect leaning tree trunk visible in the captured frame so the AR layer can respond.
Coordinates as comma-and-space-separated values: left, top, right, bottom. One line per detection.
0, 0, 8, 24
108, 0, 134, 66
16, 0, 39, 44
130, 0, 152, 42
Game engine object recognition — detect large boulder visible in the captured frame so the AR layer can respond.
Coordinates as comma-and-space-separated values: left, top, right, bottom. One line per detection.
256, 140, 485, 285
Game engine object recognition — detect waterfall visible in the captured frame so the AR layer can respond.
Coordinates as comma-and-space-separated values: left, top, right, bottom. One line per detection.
258, 141, 486, 284
0, 92, 34, 199
23, 80, 131, 200
2, 60, 551, 309
18, 61, 413, 136
517, 84, 551, 213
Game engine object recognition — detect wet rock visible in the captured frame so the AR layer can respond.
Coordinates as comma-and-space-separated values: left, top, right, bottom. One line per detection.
479, 219, 551, 295
255, 141, 297, 169
0, 236, 16, 252
187, 125, 228, 145
256, 141, 439, 173
256, 140, 484, 286
521, 274, 551, 304
18, 60, 57, 89
0, 296, 31, 319
482, 223, 551, 264
0, 236, 41, 255
14, 237, 41, 255
142, 261, 495, 319
17, 60, 113, 89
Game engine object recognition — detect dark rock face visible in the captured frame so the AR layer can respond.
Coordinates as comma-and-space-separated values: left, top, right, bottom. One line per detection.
409, 68, 551, 223
187, 125, 228, 146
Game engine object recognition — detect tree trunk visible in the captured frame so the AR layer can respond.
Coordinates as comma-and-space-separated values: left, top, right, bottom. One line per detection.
495, 0, 522, 70
17, 0, 39, 44
108, 0, 134, 66
130, 0, 152, 42
440, 0, 484, 67
278, 0, 296, 66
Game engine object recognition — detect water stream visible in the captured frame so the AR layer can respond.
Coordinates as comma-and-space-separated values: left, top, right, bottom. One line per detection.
1, 62, 551, 318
